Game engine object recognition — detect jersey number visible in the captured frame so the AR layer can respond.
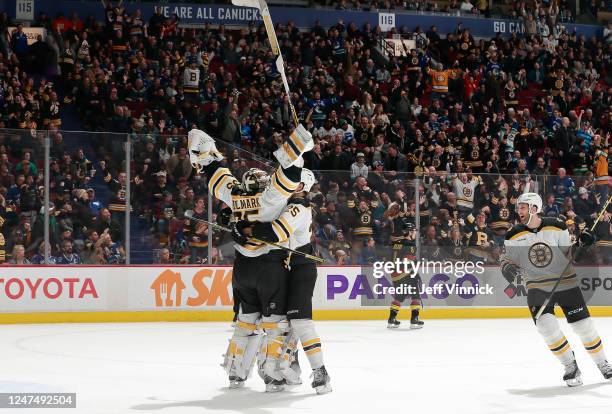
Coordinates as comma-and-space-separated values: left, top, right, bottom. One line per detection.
234, 209, 259, 221
289, 206, 300, 217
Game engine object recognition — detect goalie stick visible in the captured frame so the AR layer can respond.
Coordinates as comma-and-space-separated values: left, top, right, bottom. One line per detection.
534, 194, 612, 321
231, 0, 299, 126
184, 210, 325, 263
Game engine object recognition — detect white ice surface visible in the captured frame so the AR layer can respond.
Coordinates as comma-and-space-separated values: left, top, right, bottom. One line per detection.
2, 318, 612, 413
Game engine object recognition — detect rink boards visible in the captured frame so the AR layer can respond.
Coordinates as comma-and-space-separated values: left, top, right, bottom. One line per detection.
0, 265, 611, 323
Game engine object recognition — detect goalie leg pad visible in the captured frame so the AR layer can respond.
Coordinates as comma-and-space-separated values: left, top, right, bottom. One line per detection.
222, 312, 262, 381
259, 315, 290, 382
273, 124, 313, 168
536, 313, 575, 365
278, 327, 301, 384
570, 317, 607, 364
291, 318, 324, 370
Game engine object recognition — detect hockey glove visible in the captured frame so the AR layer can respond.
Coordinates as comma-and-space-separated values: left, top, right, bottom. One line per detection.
578, 229, 595, 247
231, 221, 251, 245
187, 128, 224, 172
501, 262, 520, 284
219, 207, 233, 226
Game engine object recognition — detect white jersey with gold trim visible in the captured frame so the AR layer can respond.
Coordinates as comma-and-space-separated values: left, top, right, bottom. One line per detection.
208, 163, 300, 257
502, 217, 578, 293
452, 176, 479, 209
183, 67, 200, 93
269, 201, 312, 250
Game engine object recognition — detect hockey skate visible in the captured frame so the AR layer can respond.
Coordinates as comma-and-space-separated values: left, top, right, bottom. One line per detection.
387, 315, 400, 329
311, 366, 332, 394
597, 360, 612, 379
229, 376, 245, 389
410, 315, 425, 330
264, 376, 286, 393
563, 360, 583, 387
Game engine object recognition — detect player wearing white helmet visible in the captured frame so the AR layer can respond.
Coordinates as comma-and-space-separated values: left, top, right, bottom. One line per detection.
187, 126, 314, 392
233, 168, 332, 394
502, 192, 612, 386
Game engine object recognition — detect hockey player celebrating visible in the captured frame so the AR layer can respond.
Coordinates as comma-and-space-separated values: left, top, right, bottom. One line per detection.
187, 126, 314, 392
233, 168, 332, 394
387, 221, 424, 329
501, 192, 612, 386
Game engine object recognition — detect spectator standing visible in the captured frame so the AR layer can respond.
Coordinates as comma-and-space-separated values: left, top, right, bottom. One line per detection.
350, 152, 369, 181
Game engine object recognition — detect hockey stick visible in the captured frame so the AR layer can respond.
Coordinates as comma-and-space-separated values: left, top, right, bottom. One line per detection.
231, 0, 299, 126
183, 210, 325, 263
534, 194, 612, 321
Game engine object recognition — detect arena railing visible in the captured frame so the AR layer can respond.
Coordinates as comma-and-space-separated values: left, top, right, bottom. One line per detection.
1, 128, 610, 266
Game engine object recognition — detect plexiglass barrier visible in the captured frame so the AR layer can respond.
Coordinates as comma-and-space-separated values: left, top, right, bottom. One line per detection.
0, 127, 610, 266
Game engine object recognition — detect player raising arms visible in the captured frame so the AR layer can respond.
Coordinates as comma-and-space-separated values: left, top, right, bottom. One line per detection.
501, 193, 612, 386
233, 168, 332, 394
187, 125, 313, 392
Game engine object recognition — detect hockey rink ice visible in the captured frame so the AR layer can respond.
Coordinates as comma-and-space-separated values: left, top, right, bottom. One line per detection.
3, 318, 612, 414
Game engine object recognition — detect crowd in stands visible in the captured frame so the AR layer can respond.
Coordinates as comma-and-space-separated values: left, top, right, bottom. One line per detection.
0, 0, 610, 265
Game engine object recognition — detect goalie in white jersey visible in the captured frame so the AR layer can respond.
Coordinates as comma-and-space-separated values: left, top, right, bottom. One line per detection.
234, 168, 332, 394
501, 192, 612, 386
187, 125, 314, 392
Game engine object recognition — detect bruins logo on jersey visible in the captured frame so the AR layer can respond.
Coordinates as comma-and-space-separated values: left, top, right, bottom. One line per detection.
528, 242, 553, 268
411, 57, 419, 65
463, 187, 473, 197
454, 246, 463, 256
555, 79, 564, 89
433, 156, 441, 168
361, 214, 371, 224
461, 42, 469, 50
471, 149, 479, 159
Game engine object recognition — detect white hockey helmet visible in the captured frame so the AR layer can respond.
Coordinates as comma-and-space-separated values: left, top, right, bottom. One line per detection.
241, 168, 270, 193
516, 192, 542, 214
299, 168, 316, 192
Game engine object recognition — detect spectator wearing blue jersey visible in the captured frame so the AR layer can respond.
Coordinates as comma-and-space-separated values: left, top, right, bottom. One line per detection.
55, 239, 83, 264
552, 168, 576, 205
10, 23, 28, 60
543, 194, 561, 217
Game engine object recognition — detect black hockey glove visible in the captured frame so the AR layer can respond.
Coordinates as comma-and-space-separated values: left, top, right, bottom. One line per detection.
578, 229, 595, 247
501, 262, 520, 284
218, 207, 233, 226
230, 221, 251, 245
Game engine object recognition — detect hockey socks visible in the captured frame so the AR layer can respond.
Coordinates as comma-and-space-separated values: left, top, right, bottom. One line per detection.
536, 314, 575, 365
570, 317, 607, 365
290, 319, 324, 370
388, 303, 401, 328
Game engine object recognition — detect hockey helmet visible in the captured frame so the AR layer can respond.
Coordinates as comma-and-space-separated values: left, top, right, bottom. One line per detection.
300, 168, 316, 192
516, 192, 542, 214
241, 168, 270, 193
